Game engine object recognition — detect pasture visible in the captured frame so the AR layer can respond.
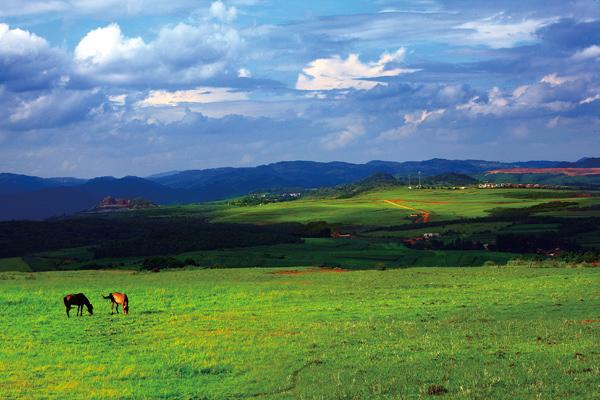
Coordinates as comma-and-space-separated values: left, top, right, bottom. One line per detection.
1, 266, 599, 399
190, 187, 600, 226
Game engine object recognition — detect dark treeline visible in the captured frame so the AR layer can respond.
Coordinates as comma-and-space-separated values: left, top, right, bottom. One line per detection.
0, 218, 331, 258
405, 232, 580, 254
494, 233, 579, 253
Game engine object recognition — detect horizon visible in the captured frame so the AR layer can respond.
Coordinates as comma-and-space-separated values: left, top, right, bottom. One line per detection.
1, 155, 595, 179
1, 1, 599, 177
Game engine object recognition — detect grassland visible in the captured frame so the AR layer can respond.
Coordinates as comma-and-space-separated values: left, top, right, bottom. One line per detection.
200, 188, 599, 226
0, 266, 598, 399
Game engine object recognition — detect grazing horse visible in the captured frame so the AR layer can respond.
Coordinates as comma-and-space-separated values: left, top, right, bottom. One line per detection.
103, 292, 129, 315
64, 293, 93, 317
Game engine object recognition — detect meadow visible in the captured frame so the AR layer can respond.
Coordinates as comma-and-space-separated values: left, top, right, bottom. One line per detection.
1, 266, 599, 399
202, 188, 599, 226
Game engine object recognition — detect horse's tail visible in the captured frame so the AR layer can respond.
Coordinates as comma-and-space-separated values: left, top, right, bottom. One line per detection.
63, 296, 69, 306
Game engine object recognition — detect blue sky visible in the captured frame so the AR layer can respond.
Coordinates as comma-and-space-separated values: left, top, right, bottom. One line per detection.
1, 0, 599, 177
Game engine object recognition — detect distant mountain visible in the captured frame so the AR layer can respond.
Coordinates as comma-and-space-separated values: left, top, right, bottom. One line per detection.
564, 157, 600, 168
150, 159, 562, 198
0, 177, 196, 221
0, 157, 596, 220
0, 173, 87, 196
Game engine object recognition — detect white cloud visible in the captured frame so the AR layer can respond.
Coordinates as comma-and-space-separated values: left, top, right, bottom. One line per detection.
0, 23, 66, 90
580, 93, 600, 104
378, 108, 445, 141
108, 94, 127, 105
137, 87, 249, 107
296, 48, 419, 91
540, 73, 576, 86
237, 68, 251, 78
457, 87, 508, 116
321, 124, 365, 149
455, 17, 555, 48
74, 23, 148, 67
209, 1, 237, 22
572, 45, 600, 60
0, 23, 49, 55
512, 85, 529, 98
73, 21, 242, 85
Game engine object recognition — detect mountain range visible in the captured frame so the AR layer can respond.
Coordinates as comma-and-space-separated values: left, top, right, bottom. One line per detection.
1, 157, 599, 221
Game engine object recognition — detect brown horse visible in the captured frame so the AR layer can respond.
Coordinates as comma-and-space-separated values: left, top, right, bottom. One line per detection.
64, 293, 94, 317
103, 292, 129, 315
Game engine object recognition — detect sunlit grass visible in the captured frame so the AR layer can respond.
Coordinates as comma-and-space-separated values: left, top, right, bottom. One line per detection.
1, 266, 598, 399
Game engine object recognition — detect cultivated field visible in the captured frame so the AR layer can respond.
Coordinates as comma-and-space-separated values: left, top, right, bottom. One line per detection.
1, 267, 599, 399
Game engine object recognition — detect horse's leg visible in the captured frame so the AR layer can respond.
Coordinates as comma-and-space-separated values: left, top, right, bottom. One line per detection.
111, 302, 114, 315
78, 305, 82, 316
116, 303, 120, 314
66, 305, 71, 318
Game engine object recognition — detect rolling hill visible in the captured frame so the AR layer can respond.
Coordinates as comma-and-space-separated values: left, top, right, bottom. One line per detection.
1, 157, 598, 220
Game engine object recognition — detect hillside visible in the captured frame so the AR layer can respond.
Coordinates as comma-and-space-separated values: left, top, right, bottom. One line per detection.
1, 157, 598, 220
150, 159, 562, 193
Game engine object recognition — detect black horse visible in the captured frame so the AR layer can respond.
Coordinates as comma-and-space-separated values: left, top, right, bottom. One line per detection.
64, 293, 94, 317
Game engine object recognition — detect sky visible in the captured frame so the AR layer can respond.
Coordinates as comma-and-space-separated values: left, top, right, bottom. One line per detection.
0, 0, 599, 177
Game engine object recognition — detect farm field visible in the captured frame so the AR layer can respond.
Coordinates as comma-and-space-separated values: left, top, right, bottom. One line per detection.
0, 266, 599, 399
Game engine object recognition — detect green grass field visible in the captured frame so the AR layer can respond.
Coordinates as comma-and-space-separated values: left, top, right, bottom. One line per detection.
1, 266, 599, 399
198, 188, 598, 226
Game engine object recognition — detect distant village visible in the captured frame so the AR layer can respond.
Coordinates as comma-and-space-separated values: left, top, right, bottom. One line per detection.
477, 182, 563, 189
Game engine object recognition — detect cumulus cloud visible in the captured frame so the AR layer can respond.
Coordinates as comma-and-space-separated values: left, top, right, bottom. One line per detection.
74, 23, 148, 67
73, 18, 242, 86
0, 23, 67, 91
296, 48, 419, 91
209, 0, 237, 22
